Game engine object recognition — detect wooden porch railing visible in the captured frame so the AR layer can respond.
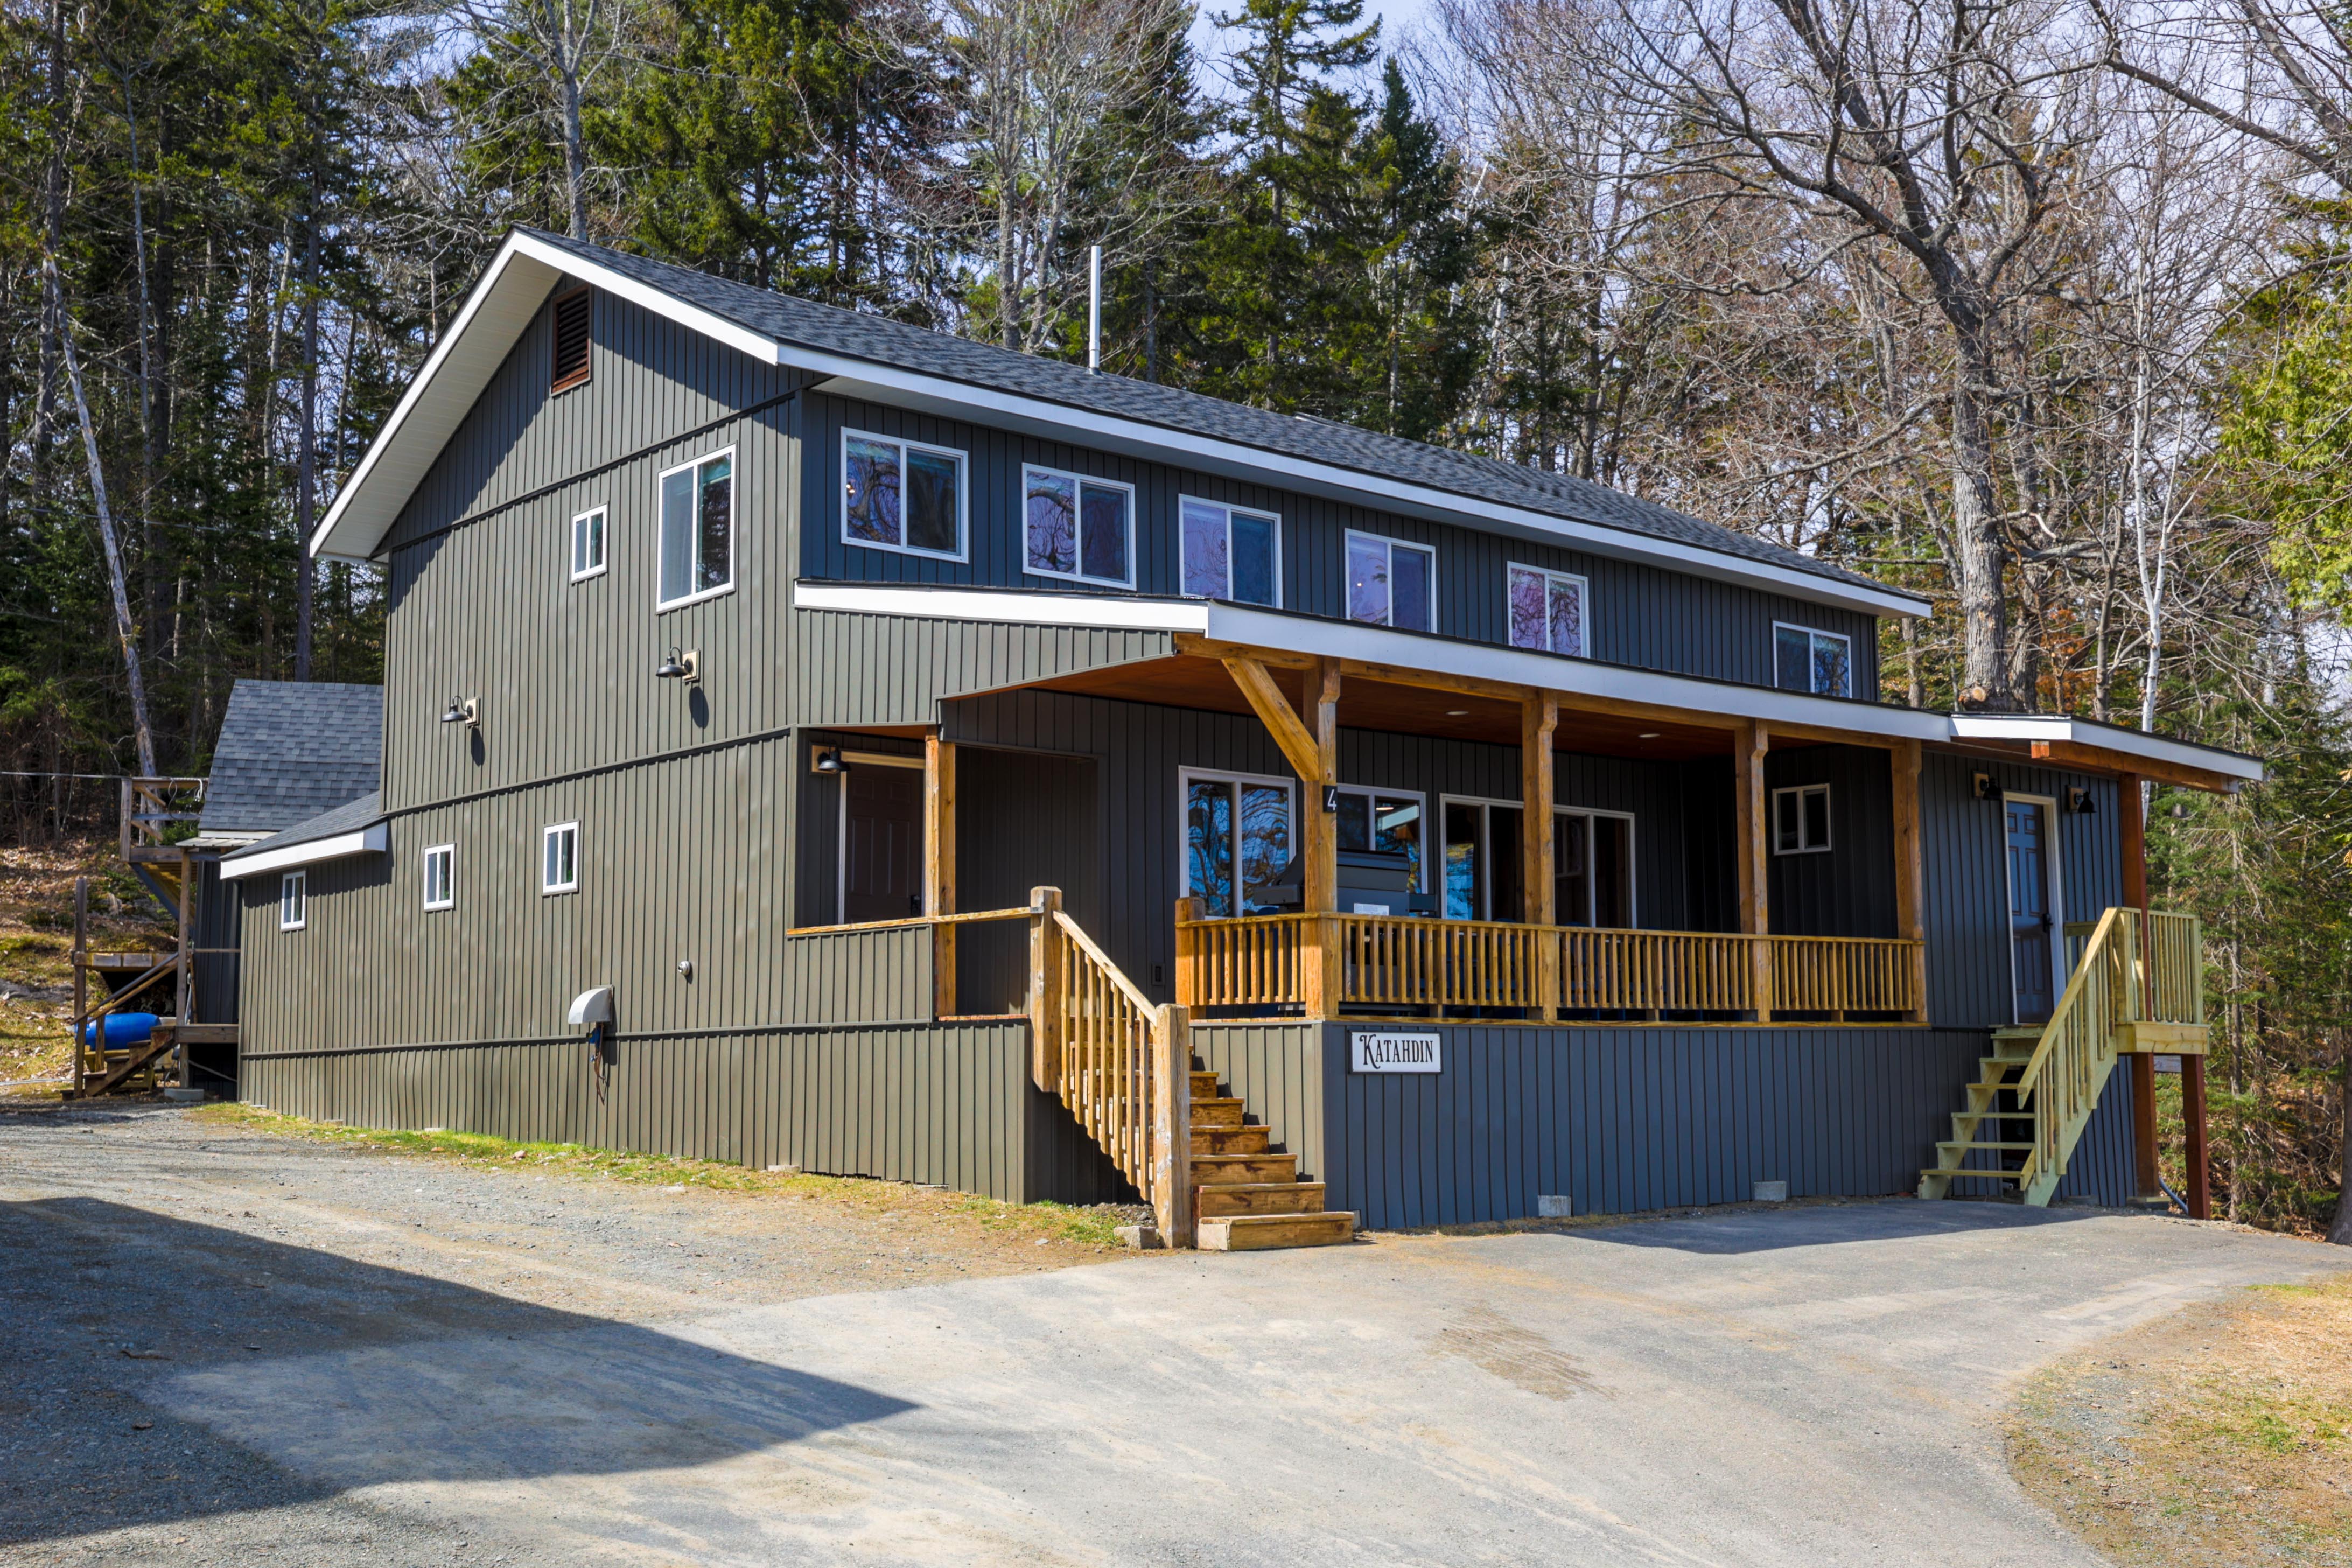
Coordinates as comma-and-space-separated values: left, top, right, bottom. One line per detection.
2016, 907, 2134, 1204
1175, 908, 1923, 1021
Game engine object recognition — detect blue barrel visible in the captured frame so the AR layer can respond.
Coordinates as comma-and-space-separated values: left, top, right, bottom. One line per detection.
82, 1013, 159, 1048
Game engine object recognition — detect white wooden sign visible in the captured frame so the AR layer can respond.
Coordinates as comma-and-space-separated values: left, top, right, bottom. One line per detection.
1350, 1031, 1441, 1074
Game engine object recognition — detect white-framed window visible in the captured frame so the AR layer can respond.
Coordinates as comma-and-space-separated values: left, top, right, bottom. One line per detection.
1774, 622, 1853, 697
657, 448, 734, 608
1440, 796, 1635, 927
842, 427, 966, 561
542, 822, 579, 895
1333, 786, 1427, 897
570, 506, 607, 581
1022, 464, 1135, 587
278, 870, 306, 932
1506, 563, 1588, 657
1346, 530, 1436, 632
1180, 768, 1294, 918
1773, 783, 1832, 855
422, 843, 455, 910
1179, 496, 1282, 606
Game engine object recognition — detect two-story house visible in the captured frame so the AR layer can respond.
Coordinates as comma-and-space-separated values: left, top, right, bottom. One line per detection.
219, 229, 2255, 1248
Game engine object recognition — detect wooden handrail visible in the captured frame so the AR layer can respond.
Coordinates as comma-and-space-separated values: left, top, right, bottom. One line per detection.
2013, 907, 2131, 1198
1177, 912, 1922, 1019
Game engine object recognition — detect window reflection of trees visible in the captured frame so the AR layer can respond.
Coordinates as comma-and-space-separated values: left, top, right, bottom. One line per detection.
845, 436, 901, 545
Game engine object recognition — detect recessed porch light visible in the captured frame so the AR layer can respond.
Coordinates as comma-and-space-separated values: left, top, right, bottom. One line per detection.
1637, 731, 1660, 739
1445, 709, 1469, 717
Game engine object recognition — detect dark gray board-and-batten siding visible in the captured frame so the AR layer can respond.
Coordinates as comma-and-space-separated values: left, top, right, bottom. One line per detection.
796, 391, 1884, 694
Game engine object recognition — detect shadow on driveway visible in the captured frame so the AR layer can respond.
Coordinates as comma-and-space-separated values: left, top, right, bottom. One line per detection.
1557, 1196, 2115, 1255
0, 1196, 913, 1548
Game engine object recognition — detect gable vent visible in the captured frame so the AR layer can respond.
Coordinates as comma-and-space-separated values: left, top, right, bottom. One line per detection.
550, 287, 592, 393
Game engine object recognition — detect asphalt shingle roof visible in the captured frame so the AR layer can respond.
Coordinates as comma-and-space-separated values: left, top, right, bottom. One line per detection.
228, 790, 383, 859
521, 228, 1903, 602
198, 681, 383, 836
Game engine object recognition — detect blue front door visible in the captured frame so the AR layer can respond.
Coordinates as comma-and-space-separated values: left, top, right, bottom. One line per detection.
2006, 799, 2055, 1024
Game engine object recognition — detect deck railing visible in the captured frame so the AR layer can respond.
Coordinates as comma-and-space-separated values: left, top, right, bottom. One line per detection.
1175, 907, 1923, 1021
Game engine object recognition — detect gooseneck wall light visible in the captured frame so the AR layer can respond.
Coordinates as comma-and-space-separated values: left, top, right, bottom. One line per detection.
440, 696, 480, 729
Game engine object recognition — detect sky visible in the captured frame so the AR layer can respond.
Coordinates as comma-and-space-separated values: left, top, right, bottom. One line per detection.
1186, 0, 1439, 95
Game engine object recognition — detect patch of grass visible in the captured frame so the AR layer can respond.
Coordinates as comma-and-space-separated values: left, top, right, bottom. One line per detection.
2008, 1271, 2352, 1567
191, 1102, 1142, 1250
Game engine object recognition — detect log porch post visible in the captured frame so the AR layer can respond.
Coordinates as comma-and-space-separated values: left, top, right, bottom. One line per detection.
1521, 691, 1559, 1020
1152, 1002, 1195, 1247
2118, 770, 2162, 1200
1892, 740, 1926, 1023
1224, 653, 1343, 1016
926, 730, 957, 1018
1734, 722, 1772, 1021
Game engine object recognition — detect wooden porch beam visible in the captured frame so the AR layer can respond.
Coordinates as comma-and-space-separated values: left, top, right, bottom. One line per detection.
1522, 692, 1560, 1021
1222, 655, 1325, 785
926, 731, 956, 1018
1304, 659, 1342, 917
1892, 740, 1926, 1024
1734, 722, 1772, 1020
2120, 771, 2161, 1199
2029, 739, 2239, 795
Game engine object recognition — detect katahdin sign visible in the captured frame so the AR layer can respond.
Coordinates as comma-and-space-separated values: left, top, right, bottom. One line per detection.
1350, 1032, 1441, 1074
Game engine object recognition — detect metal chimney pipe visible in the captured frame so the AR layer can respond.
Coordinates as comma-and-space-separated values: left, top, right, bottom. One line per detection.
1088, 245, 1102, 373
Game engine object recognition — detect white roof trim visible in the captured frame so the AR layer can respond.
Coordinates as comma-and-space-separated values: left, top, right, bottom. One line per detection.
794, 582, 1949, 740
219, 823, 389, 880
797, 583, 2267, 780
1949, 715, 2263, 782
316, 233, 1930, 620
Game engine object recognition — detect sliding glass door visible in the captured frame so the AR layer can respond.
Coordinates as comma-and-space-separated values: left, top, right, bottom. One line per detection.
1182, 770, 1293, 917
1443, 797, 1635, 926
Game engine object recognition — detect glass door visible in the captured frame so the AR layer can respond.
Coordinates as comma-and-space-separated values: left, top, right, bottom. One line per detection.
1183, 771, 1293, 916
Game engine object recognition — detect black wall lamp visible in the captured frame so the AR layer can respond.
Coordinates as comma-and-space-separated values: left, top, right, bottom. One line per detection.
2066, 786, 2096, 815
1972, 771, 2003, 802
654, 646, 700, 685
813, 747, 847, 774
440, 696, 480, 729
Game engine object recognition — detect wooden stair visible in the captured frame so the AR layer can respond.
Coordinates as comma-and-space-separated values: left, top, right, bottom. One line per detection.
1185, 1067, 1355, 1250
1918, 1028, 2041, 1198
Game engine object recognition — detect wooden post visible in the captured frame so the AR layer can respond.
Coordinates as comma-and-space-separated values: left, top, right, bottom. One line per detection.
174, 849, 193, 1088
1301, 914, 1342, 1019
71, 876, 88, 1095
1305, 659, 1341, 916
1734, 722, 1772, 1021
1521, 691, 1559, 1020
1152, 1003, 1195, 1247
926, 732, 957, 1018
2182, 1052, 2212, 1219
1173, 896, 1203, 1006
2119, 769, 2161, 1198
1891, 740, 1927, 1023
1028, 885, 1063, 1090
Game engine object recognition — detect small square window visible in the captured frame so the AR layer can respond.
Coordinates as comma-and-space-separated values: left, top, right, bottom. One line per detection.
659, 449, 733, 608
1772, 784, 1832, 854
1180, 496, 1282, 605
279, 870, 307, 931
1506, 563, 1588, 656
1346, 531, 1436, 632
570, 506, 607, 581
542, 822, 579, 894
1024, 465, 1135, 587
842, 428, 966, 561
422, 844, 454, 911
1774, 624, 1853, 697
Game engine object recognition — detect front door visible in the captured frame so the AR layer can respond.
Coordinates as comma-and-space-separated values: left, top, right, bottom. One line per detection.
2006, 797, 2055, 1024
842, 762, 925, 923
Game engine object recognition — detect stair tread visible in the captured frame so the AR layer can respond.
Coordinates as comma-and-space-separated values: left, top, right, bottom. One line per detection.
1196, 1211, 1357, 1251
1919, 1167, 2024, 1179
1938, 1141, 2035, 1151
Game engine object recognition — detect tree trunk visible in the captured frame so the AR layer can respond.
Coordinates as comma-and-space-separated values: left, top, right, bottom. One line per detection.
1949, 348, 2012, 710
295, 193, 318, 682
2331, 1048, 2352, 1245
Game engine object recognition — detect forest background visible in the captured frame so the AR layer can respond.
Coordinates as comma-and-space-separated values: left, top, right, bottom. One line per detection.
1, 0, 2348, 1240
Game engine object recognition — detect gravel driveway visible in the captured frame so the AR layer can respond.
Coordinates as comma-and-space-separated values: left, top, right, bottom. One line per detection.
2, 1100, 2336, 1567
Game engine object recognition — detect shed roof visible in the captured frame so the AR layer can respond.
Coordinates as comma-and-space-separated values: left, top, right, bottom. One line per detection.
197, 681, 383, 836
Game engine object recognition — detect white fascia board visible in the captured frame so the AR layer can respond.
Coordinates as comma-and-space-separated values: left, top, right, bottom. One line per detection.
219, 823, 389, 881
804, 365, 1929, 622
793, 580, 1209, 632
1949, 715, 2263, 782
793, 582, 1945, 740
312, 232, 779, 564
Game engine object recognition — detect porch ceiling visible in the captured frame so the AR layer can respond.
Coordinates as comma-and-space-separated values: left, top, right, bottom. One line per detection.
1029, 654, 1789, 762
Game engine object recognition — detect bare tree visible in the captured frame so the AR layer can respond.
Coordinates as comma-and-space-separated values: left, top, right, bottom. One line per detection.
446, 0, 637, 239
897, 0, 1202, 354
1538, 0, 2108, 709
